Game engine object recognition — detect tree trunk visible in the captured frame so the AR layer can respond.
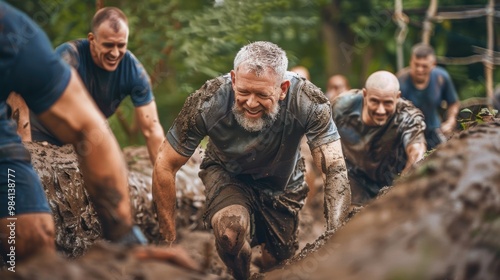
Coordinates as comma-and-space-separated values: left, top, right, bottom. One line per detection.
321, 0, 353, 76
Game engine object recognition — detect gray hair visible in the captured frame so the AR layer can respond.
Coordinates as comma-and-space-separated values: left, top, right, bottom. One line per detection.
233, 41, 288, 82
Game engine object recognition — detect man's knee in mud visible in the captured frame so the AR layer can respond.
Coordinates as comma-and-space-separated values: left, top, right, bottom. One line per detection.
212, 209, 249, 256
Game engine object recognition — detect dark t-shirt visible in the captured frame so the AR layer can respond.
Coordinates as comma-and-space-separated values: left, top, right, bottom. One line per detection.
398, 66, 459, 130
167, 72, 340, 192
331, 90, 426, 191
0, 2, 71, 148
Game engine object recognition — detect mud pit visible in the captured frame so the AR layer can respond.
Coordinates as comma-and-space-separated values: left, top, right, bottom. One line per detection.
2, 122, 500, 279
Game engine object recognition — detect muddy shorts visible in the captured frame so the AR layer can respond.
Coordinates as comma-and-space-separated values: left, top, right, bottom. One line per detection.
0, 160, 51, 218
199, 164, 308, 261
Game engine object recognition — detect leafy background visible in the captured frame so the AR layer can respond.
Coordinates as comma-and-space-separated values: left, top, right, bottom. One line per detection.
8, 0, 500, 146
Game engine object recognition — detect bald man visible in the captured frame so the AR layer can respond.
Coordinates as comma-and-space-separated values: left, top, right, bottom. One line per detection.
326, 74, 350, 102
331, 71, 427, 205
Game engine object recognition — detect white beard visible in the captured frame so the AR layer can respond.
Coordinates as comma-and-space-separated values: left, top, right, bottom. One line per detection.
232, 103, 280, 132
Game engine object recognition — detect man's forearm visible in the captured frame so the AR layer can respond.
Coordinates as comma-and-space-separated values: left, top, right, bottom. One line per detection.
152, 170, 177, 243
402, 142, 426, 174
441, 102, 460, 133
323, 163, 351, 232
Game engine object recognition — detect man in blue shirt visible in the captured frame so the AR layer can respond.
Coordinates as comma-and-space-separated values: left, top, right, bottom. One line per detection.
14, 7, 164, 164
398, 43, 460, 149
153, 42, 351, 279
0, 2, 147, 262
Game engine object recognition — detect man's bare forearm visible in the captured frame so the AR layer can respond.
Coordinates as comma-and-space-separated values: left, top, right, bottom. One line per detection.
152, 167, 178, 243
402, 142, 426, 175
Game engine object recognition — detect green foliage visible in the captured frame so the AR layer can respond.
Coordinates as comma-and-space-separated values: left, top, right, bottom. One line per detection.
9, 0, 499, 147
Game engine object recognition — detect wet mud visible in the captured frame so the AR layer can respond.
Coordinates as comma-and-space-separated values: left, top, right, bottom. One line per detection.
265, 122, 500, 279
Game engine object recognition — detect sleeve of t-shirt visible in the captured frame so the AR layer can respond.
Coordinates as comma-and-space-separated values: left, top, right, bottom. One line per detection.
303, 82, 341, 150
440, 70, 459, 104
4, 5, 71, 115
128, 52, 154, 107
55, 42, 80, 69
166, 89, 208, 157
399, 101, 427, 149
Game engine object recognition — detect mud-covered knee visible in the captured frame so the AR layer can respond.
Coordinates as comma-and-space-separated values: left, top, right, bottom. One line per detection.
213, 217, 248, 256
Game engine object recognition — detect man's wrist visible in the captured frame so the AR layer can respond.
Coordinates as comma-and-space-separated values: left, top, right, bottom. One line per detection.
115, 225, 148, 246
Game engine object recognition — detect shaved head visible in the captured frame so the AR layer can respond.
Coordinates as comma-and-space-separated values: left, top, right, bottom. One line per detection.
362, 71, 401, 126
365, 71, 400, 96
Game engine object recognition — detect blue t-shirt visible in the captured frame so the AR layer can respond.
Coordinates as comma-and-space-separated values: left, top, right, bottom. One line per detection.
55, 39, 153, 117
0, 2, 71, 148
398, 66, 458, 130
167, 72, 340, 191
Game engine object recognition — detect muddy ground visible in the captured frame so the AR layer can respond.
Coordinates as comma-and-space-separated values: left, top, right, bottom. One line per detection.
1, 122, 500, 279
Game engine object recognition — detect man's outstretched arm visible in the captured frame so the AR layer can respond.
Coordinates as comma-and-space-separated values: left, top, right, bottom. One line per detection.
402, 142, 427, 175
136, 101, 165, 165
441, 101, 460, 135
37, 69, 133, 241
311, 140, 351, 232
152, 139, 190, 243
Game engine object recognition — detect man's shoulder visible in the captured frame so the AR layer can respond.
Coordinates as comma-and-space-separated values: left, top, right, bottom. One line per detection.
396, 67, 410, 79
396, 98, 425, 121
431, 66, 452, 79
332, 89, 362, 109
190, 74, 232, 108
56, 39, 88, 53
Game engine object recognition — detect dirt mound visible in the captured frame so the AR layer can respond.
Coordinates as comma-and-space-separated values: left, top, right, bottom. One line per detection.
18, 143, 208, 257
265, 122, 500, 279
0, 241, 214, 280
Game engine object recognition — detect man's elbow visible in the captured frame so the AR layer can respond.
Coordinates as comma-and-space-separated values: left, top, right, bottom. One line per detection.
142, 123, 165, 141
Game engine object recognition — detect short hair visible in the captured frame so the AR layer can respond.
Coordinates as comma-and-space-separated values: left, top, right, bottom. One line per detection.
233, 41, 288, 83
411, 43, 435, 59
365, 70, 400, 94
91, 7, 128, 33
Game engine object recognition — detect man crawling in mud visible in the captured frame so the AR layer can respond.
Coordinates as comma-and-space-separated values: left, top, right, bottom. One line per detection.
331, 71, 427, 205
152, 41, 351, 279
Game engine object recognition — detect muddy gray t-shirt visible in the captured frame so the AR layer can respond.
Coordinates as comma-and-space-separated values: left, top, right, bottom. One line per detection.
331, 89, 426, 189
167, 72, 340, 192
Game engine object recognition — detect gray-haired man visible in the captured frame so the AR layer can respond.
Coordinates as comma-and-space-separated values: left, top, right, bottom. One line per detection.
152, 41, 350, 279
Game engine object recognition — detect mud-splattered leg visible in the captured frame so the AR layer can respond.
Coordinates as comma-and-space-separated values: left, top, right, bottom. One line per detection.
211, 205, 251, 280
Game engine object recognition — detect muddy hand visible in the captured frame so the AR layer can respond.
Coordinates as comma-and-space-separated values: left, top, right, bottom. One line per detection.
133, 245, 201, 271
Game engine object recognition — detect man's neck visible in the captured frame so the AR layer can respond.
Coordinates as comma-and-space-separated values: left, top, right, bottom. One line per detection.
412, 76, 429, 90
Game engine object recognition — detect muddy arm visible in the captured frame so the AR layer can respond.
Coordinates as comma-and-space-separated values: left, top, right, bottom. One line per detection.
37, 69, 133, 241
6, 92, 31, 141
152, 140, 190, 243
135, 101, 165, 165
311, 140, 351, 232
441, 101, 460, 135
401, 142, 426, 175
